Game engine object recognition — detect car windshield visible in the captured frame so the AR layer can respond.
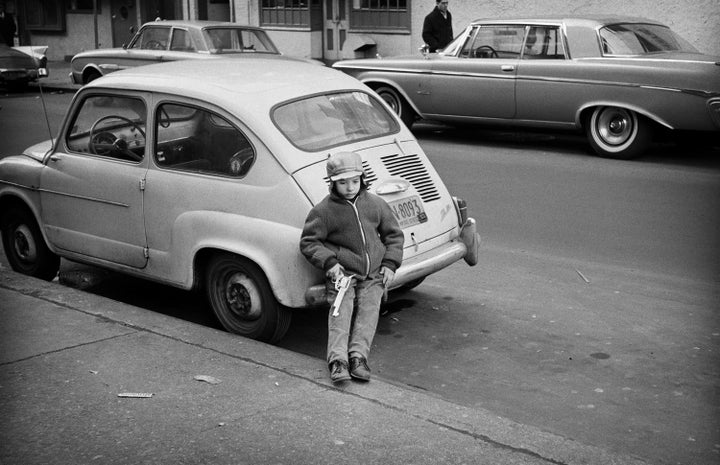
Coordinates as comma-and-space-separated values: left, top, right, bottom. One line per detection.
599, 23, 699, 55
273, 91, 400, 152
203, 28, 279, 54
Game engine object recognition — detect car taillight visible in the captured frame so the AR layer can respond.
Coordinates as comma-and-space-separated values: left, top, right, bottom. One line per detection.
453, 196, 468, 225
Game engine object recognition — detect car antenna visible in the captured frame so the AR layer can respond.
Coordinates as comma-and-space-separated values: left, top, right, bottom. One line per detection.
32, 44, 55, 155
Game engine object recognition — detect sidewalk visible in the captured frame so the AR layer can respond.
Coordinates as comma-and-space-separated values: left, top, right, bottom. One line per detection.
0, 266, 650, 465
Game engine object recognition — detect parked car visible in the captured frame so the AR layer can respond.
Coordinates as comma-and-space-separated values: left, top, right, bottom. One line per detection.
70, 20, 322, 85
333, 16, 720, 159
0, 59, 480, 343
0, 44, 48, 89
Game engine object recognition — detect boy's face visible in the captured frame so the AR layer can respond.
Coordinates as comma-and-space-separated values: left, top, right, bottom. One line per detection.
335, 175, 361, 200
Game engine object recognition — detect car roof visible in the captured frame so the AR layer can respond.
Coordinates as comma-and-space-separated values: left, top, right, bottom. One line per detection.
85, 58, 363, 136
468, 15, 663, 27
140, 19, 266, 31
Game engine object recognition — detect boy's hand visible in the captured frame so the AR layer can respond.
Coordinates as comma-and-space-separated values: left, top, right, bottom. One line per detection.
326, 263, 345, 282
380, 266, 395, 287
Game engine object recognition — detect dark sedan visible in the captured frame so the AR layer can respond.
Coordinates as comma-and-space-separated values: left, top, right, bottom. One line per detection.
0, 44, 48, 90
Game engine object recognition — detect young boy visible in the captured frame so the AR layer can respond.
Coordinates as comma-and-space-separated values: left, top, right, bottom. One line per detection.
300, 151, 404, 383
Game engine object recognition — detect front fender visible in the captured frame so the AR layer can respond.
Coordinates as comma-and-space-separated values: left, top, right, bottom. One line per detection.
0, 157, 51, 249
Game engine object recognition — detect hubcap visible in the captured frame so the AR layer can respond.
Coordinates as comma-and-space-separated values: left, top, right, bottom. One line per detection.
13, 225, 37, 262
380, 93, 399, 113
224, 272, 262, 321
596, 108, 633, 146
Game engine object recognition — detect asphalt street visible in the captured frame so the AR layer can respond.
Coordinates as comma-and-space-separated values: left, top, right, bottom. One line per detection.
1, 63, 719, 464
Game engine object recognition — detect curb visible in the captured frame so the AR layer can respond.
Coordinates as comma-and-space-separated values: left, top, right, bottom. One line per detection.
0, 266, 650, 465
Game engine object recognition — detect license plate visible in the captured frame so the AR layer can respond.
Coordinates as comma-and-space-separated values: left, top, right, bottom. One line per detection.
388, 196, 427, 229
2, 70, 27, 80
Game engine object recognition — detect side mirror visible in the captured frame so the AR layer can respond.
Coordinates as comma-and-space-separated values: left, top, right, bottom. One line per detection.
419, 44, 429, 58
129, 25, 136, 34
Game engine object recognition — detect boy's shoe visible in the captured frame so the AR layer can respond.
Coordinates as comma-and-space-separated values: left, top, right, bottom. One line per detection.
349, 356, 371, 381
329, 360, 351, 383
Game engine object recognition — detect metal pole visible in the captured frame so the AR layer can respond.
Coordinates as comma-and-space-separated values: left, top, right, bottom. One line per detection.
93, 0, 99, 48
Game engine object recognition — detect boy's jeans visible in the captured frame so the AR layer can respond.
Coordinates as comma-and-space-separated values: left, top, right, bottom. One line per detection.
326, 273, 384, 365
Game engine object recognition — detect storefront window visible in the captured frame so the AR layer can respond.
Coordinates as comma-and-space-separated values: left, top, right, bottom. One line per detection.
25, 0, 65, 31
261, 0, 321, 28
351, 0, 408, 30
67, 0, 101, 14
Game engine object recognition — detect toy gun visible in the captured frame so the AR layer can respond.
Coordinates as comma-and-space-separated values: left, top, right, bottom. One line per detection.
331, 274, 354, 317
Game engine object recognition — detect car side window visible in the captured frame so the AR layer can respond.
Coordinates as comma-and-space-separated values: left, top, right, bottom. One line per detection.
66, 95, 147, 163
170, 29, 195, 52
130, 26, 170, 50
522, 26, 565, 59
459, 26, 480, 58
154, 103, 255, 178
466, 25, 525, 59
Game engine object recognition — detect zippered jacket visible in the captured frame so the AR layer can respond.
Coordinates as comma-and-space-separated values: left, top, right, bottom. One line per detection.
300, 188, 404, 278
422, 7, 453, 53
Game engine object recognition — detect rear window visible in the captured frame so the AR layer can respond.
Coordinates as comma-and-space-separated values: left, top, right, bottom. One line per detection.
599, 23, 699, 55
272, 91, 400, 152
203, 27, 278, 54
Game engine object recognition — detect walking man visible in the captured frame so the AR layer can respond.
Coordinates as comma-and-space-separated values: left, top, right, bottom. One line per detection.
422, 0, 453, 53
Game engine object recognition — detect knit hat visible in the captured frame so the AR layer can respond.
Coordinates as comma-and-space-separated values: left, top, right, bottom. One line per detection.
326, 151, 364, 181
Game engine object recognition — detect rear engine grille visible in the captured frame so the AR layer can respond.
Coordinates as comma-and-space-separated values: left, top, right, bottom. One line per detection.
362, 161, 378, 186
381, 153, 440, 202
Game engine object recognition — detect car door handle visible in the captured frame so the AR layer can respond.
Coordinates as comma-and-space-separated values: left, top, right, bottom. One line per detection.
49, 155, 60, 162
501, 65, 515, 72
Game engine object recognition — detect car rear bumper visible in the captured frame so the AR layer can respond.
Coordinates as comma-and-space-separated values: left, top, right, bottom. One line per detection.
0, 68, 39, 83
303, 217, 480, 306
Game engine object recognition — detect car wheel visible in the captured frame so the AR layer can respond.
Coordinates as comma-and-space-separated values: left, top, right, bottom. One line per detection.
1, 206, 60, 281
205, 254, 291, 343
586, 106, 651, 159
374, 85, 416, 129
84, 70, 101, 84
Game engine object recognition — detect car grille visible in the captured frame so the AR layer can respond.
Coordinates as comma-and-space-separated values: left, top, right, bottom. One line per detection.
381, 153, 441, 202
362, 160, 378, 186
321, 156, 440, 203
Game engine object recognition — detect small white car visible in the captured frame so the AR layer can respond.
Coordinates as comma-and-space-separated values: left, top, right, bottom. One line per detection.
0, 59, 479, 342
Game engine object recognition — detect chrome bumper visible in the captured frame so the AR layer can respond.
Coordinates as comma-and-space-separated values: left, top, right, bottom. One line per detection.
304, 217, 481, 306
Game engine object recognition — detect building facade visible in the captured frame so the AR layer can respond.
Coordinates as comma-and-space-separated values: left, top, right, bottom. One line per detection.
6, 0, 720, 62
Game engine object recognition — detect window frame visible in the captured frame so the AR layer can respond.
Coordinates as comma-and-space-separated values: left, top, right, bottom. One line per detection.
153, 101, 257, 179
65, 93, 148, 164
66, 0, 101, 14
24, 0, 66, 32
350, 0, 410, 32
260, 0, 321, 29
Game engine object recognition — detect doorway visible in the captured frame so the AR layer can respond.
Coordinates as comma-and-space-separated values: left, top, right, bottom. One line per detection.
111, 0, 139, 47
323, 0, 348, 62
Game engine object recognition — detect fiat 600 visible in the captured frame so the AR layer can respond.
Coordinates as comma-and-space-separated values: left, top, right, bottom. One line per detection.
0, 59, 479, 342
